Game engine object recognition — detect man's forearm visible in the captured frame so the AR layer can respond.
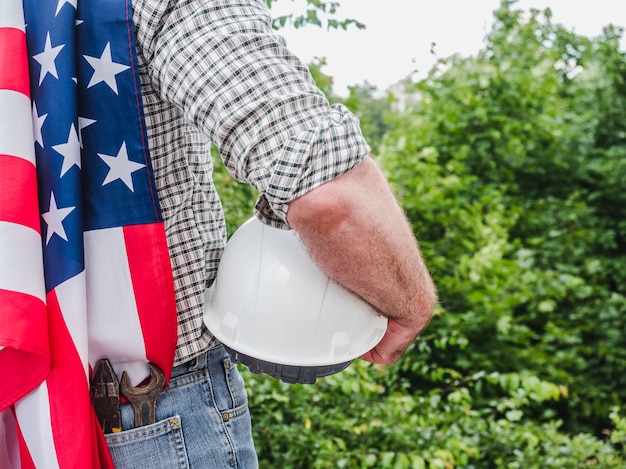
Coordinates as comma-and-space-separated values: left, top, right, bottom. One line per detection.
286, 155, 437, 363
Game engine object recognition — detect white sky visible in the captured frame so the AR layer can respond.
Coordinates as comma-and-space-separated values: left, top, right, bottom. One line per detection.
272, 0, 626, 95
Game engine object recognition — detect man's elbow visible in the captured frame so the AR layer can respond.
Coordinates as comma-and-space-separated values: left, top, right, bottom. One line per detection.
286, 156, 378, 232
287, 173, 355, 233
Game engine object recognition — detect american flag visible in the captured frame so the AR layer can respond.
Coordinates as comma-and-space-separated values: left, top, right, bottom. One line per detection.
0, 0, 178, 467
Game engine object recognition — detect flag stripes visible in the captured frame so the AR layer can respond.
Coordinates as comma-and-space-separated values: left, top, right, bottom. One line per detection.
0, 91, 37, 165
0, 28, 30, 95
1, 0, 177, 466
123, 224, 177, 379
0, 156, 40, 231
0, 0, 49, 422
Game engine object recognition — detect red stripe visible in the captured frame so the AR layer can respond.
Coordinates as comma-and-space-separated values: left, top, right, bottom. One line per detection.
0, 154, 40, 232
123, 224, 177, 380
46, 290, 113, 468
0, 289, 49, 410
0, 289, 47, 356
0, 27, 30, 97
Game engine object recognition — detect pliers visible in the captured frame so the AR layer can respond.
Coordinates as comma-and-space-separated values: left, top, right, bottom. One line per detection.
91, 359, 122, 434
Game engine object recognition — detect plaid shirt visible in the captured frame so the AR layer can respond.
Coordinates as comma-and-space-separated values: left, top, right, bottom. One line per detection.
131, 0, 370, 365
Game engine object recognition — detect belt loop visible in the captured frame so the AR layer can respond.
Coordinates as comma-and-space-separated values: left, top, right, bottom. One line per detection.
188, 351, 207, 371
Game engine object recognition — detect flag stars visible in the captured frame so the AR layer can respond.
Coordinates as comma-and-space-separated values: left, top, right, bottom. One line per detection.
84, 43, 129, 94
78, 117, 96, 149
32, 102, 48, 148
53, 124, 81, 177
98, 142, 145, 192
41, 192, 76, 244
33, 33, 65, 85
55, 0, 77, 16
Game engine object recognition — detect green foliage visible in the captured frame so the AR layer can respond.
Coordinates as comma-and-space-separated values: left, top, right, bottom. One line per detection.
379, 0, 626, 437
306, 57, 336, 100
211, 145, 258, 236
244, 361, 625, 468
211, 0, 626, 466
266, 0, 365, 31
341, 83, 393, 153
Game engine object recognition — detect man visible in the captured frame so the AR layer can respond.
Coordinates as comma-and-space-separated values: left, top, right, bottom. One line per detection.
103, 0, 437, 466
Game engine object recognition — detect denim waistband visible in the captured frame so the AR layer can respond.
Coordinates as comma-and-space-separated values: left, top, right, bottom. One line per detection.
170, 345, 224, 379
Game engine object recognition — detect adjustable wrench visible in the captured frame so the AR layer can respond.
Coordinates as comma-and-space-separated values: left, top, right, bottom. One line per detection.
120, 362, 166, 428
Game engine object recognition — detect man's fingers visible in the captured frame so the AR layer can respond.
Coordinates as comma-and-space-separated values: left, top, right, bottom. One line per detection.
360, 319, 420, 364
359, 342, 405, 364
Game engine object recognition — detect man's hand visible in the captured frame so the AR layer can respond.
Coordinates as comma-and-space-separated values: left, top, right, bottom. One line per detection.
287, 155, 437, 364
360, 319, 424, 364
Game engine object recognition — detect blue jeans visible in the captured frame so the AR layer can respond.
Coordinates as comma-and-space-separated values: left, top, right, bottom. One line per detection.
105, 346, 258, 468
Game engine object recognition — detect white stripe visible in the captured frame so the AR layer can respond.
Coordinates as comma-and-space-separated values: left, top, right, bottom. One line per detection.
0, 0, 25, 31
54, 272, 90, 380
0, 91, 35, 164
0, 221, 45, 301
15, 382, 61, 469
85, 228, 149, 385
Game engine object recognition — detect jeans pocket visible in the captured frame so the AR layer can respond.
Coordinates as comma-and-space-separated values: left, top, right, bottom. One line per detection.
206, 348, 249, 412
105, 415, 189, 469
222, 356, 247, 409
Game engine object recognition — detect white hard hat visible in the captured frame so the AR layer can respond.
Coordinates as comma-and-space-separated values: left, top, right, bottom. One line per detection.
203, 216, 388, 384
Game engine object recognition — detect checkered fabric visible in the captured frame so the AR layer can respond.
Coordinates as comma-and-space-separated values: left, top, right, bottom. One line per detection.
131, 0, 370, 365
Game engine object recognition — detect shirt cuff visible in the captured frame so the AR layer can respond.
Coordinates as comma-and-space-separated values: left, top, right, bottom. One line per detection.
253, 103, 370, 229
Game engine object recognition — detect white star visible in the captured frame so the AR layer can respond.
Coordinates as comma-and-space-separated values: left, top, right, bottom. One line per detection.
52, 124, 81, 177
55, 0, 77, 16
41, 192, 76, 244
83, 43, 129, 94
33, 33, 65, 85
98, 142, 145, 192
78, 116, 96, 148
32, 102, 48, 148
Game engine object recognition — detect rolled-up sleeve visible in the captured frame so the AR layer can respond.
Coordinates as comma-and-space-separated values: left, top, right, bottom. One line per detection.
139, 0, 370, 228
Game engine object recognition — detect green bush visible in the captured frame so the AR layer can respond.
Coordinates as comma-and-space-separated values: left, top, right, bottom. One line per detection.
210, 1, 626, 466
